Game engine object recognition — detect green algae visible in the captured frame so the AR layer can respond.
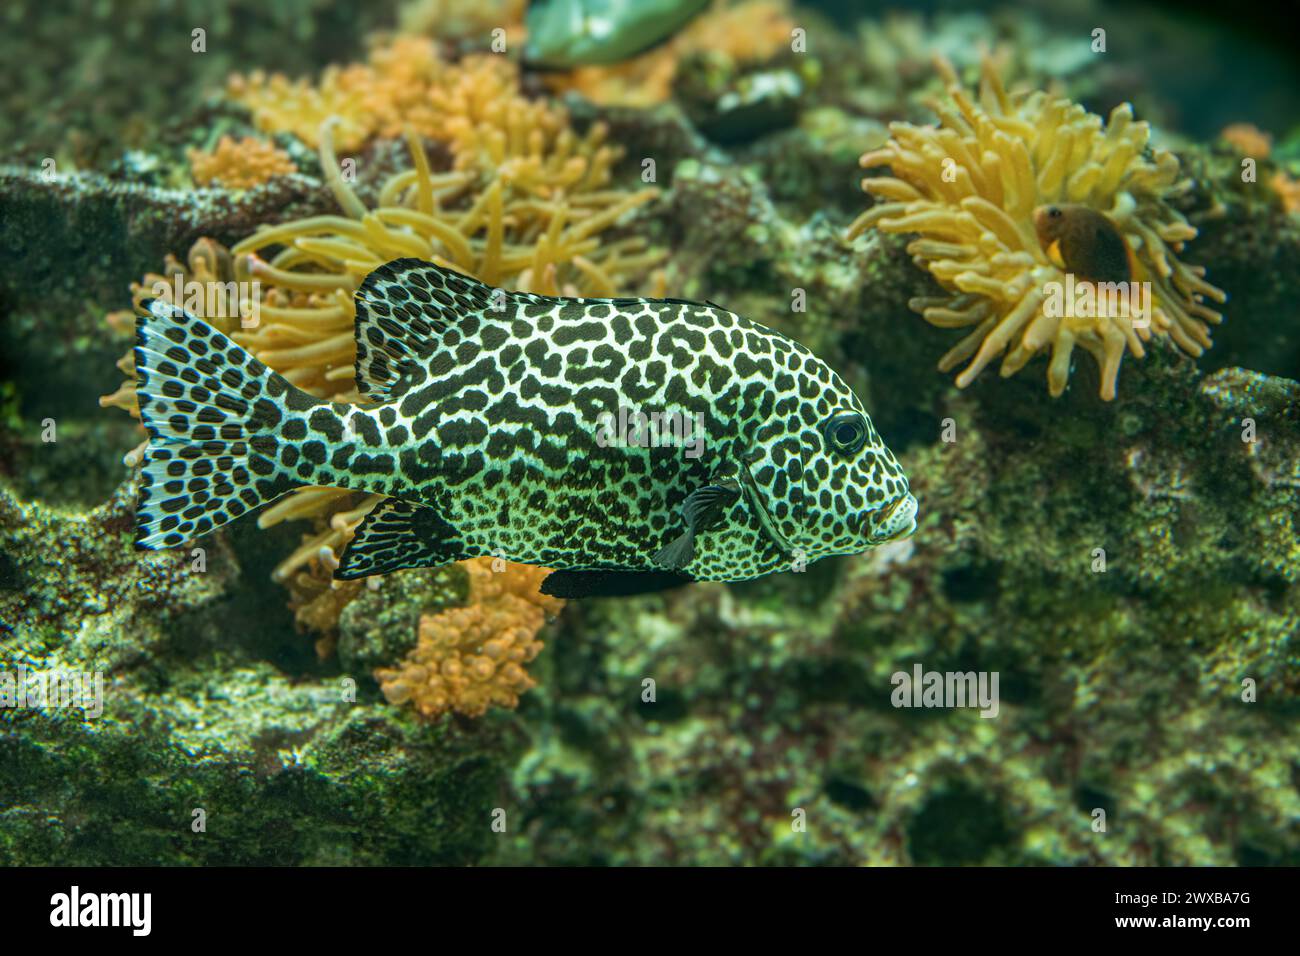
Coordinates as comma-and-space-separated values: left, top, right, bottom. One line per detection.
0, 481, 516, 865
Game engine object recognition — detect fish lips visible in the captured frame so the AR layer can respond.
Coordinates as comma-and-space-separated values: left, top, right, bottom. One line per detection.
864, 492, 918, 545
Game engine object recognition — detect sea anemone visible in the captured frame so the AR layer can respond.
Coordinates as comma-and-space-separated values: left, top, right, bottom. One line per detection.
229, 111, 661, 585
105, 40, 664, 606
375, 557, 564, 718
848, 57, 1226, 399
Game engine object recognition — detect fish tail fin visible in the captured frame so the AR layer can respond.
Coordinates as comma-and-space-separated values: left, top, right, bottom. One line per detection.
132, 299, 305, 549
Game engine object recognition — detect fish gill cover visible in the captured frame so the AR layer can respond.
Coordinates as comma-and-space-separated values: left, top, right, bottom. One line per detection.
0, 0, 1297, 874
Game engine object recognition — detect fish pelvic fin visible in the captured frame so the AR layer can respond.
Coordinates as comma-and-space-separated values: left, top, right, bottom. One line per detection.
353, 258, 504, 401
652, 532, 695, 571
335, 497, 469, 579
132, 299, 307, 549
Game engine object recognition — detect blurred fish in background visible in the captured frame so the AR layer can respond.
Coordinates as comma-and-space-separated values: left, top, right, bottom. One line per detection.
524, 0, 713, 67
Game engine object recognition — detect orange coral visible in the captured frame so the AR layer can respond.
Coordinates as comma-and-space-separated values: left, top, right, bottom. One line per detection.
1217, 124, 1300, 213
1270, 171, 1300, 215
229, 37, 463, 152
1219, 122, 1272, 158
188, 135, 298, 189
376, 558, 564, 718
547, 0, 795, 107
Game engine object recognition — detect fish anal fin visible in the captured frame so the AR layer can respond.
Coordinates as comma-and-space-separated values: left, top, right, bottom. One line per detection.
335, 497, 467, 579
540, 569, 693, 599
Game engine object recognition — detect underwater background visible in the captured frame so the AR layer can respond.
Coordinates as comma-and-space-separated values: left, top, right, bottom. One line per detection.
1, 0, 1298, 866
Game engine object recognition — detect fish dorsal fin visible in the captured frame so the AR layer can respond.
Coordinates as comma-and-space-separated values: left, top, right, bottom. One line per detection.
353, 258, 502, 402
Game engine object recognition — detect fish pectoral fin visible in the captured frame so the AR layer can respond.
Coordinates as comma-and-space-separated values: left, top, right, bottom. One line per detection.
652, 531, 695, 571
540, 569, 694, 599
680, 479, 741, 528
335, 497, 467, 579
652, 479, 742, 571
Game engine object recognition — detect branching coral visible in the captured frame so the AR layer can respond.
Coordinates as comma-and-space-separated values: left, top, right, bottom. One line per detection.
188, 135, 298, 190
1217, 123, 1300, 215
376, 558, 564, 718
546, 0, 795, 108
1270, 172, 1300, 215
1219, 122, 1272, 158
848, 57, 1227, 399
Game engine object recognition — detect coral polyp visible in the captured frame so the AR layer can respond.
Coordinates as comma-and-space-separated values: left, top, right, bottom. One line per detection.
376, 558, 564, 718
4, 0, 1300, 871
188, 135, 298, 190
848, 57, 1227, 399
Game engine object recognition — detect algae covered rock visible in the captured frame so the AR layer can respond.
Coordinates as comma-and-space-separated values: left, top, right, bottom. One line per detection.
1, 0, 1298, 871
0, 479, 519, 865
0, 479, 238, 670
1, 670, 519, 865
495, 359, 1300, 866
675, 52, 806, 144
337, 565, 468, 675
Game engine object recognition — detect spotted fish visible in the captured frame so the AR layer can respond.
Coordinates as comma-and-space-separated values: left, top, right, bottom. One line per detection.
132, 259, 917, 597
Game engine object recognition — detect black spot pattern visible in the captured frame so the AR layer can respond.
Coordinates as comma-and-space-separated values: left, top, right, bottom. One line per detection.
132, 260, 914, 583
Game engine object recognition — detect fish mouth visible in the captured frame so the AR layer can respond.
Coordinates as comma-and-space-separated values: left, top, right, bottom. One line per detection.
864, 493, 918, 545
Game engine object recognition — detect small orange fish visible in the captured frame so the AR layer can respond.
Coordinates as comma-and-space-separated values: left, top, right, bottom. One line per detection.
1033, 204, 1132, 284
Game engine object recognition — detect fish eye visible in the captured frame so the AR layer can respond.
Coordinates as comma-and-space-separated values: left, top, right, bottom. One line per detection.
823, 412, 868, 456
